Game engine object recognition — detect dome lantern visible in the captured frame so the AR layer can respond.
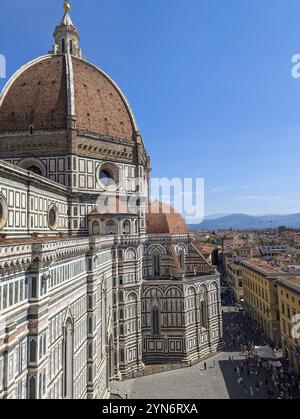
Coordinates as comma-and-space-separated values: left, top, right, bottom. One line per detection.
51, 0, 83, 58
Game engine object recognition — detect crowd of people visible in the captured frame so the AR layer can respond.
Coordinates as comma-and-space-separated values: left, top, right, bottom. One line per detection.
221, 280, 300, 399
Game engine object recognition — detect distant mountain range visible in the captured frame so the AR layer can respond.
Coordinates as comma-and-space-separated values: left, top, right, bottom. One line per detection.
188, 213, 300, 231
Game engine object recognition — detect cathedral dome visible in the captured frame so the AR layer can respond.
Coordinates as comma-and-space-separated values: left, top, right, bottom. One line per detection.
0, 54, 137, 141
146, 201, 188, 235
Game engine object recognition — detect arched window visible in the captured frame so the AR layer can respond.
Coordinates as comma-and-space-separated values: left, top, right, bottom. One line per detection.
106, 220, 117, 235
28, 166, 43, 176
29, 376, 36, 399
123, 220, 131, 235
179, 250, 185, 271
62, 38, 66, 53
92, 220, 101, 235
88, 342, 93, 360
43, 334, 47, 355
152, 307, 160, 335
88, 366, 93, 382
134, 220, 139, 234
70, 39, 73, 54
200, 300, 208, 329
151, 306, 160, 336
63, 319, 74, 399
88, 317, 93, 334
153, 254, 161, 278
39, 336, 43, 359
29, 339, 37, 363
120, 348, 125, 362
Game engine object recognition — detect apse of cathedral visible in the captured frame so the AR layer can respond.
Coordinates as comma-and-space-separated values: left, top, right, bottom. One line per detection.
0, 1, 222, 399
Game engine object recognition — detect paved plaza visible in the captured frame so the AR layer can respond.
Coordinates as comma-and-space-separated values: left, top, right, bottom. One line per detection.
112, 350, 249, 399
111, 303, 300, 399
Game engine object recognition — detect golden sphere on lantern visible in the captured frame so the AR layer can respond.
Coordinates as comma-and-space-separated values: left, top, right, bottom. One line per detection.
64, 2, 71, 12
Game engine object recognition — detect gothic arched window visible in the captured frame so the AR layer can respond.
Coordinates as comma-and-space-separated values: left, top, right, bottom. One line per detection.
29, 339, 37, 363
63, 319, 74, 399
179, 250, 185, 271
153, 254, 161, 278
120, 348, 125, 362
151, 306, 160, 336
62, 38, 66, 53
134, 220, 139, 234
200, 300, 208, 329
88, 342, 93, 360
88, 317, 93, 334
29, 376, 36, 399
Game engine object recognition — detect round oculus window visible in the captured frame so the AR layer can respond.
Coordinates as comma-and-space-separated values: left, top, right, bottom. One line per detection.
97, 163, 120, 191
0, 195, 8, 230
100, 169, 115, 187
48, 205, 59, 230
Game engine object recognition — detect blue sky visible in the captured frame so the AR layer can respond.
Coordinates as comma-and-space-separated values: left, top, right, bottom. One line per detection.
1, 0, 300, 219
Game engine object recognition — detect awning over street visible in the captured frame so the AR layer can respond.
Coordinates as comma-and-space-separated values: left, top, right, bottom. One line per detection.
268, 360, 282, 368
254, 346, 278, 360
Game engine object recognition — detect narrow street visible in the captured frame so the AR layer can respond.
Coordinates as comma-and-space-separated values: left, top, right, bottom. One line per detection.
220, 277, 300, 399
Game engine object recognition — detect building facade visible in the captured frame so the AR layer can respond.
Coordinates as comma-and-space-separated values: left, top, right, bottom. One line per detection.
277, 277, 300, 376
227, 262, 243, 304
0, 2, 222, 399
241, 260, 282, 346
241, 259, 300, 347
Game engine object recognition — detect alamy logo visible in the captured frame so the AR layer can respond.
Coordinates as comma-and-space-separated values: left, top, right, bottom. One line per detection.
0, 54, 6, 79
291, 54, 300, 79
291, 314, 300, 339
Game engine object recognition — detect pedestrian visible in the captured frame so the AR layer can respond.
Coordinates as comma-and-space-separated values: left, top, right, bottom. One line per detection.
204, 362, 207, 371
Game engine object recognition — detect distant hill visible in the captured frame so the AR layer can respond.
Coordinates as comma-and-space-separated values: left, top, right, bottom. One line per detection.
189, 213, 300, 231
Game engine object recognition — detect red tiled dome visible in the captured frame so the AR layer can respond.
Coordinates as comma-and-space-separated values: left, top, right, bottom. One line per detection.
146, 201, 188, 235
0, 55, 67, 132
0, 54, 136, 141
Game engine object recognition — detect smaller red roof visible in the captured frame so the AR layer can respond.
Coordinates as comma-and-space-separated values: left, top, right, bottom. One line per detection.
146, 201, 187, 235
